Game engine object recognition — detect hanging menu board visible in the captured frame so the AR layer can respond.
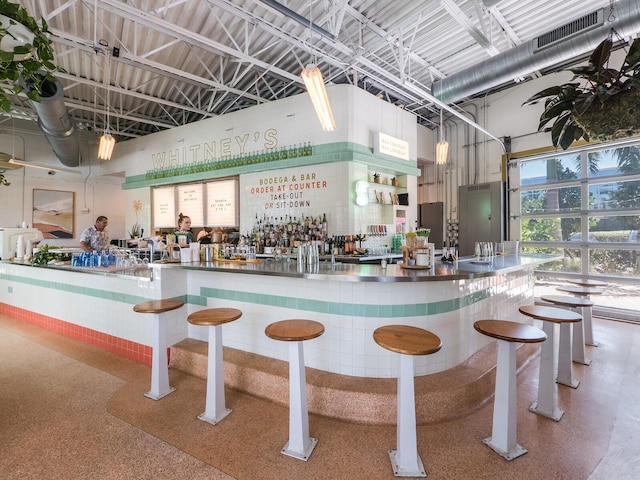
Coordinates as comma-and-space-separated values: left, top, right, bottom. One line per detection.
153, 186, 176, 228
177, 184, 204, 227
206, 180, 238, 226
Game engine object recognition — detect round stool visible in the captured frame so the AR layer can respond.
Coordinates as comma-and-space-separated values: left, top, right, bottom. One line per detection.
265, 319, 324, 461
541, 294, 595, 365
474, 320, 546, 461
519, 305, 581, 422
187, 308, 242, 425
556, 284, 603, 346
373, 325, 442, 477
133, 299, 185, 400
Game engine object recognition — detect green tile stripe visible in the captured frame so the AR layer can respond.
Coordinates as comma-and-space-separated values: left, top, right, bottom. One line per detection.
0, 272, 188, 306
200, 286, 491, 318
2, 271, 495, 316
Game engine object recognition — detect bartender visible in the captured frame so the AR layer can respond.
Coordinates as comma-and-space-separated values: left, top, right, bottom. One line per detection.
80, 216, 110, 252
174, 213, 193, 245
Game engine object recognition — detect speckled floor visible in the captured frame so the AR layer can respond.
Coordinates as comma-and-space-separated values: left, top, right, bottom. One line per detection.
1, 312, 639, 480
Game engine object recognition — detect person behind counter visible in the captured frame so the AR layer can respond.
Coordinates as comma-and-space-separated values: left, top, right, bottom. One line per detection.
174, 213, 193, 245
80, 216, 110, 252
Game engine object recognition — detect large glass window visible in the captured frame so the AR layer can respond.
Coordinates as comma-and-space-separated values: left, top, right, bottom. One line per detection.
514, 143, 640, 321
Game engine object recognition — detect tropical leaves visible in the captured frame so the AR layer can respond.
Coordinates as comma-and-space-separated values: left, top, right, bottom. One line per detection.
523, 37, 640, 150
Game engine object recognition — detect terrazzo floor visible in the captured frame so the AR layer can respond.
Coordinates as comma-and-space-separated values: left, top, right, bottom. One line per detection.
1, 312, 639, 480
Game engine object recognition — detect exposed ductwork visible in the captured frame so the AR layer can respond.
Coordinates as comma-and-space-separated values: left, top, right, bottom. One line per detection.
23, 77, 81, 167
431, 0, 640, 104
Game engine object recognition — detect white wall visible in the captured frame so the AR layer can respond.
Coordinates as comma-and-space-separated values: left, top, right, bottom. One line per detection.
0, 122, 126, 245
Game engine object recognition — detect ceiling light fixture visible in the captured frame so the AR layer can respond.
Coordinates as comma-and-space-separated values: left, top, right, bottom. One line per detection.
436, 109, 448, 165
301, 64, 336, 132
98, 51, 115, 160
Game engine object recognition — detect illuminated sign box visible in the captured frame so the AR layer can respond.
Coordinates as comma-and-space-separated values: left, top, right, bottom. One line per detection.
374, 132, 409, 160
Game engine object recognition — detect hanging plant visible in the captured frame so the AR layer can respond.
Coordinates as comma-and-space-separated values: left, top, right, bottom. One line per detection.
522, 35, 640, 150
0, 1, 65, 112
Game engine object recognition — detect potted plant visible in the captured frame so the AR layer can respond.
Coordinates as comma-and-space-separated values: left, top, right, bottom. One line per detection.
1, 1, 64, 187
391, 177, 399, 187
522, 36, 640, 150
373, 172, 380, 183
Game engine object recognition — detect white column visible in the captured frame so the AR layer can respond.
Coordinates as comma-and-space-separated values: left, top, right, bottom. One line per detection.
484, 339, 527, 460
281, 341, 317, 461
556, 323, 579, 388
198, 324, 231, 425
389, 353, 426, 477
530, 321, 563, 421
144, 312, 175, 400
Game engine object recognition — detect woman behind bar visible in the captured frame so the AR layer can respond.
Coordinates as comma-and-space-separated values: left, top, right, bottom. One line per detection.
174, 213, 193, 245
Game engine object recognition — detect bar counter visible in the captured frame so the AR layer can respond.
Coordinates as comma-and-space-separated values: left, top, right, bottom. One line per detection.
0, 254, 558, 378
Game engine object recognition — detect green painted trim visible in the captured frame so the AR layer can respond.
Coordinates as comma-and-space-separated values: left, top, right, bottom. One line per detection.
0, 272, 189, 306
123, 142, 420, 189
200, 286, 490, 318
2, 270, 494, 317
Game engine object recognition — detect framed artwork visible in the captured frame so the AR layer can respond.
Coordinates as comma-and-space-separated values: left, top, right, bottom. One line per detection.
32, 189, 74, 239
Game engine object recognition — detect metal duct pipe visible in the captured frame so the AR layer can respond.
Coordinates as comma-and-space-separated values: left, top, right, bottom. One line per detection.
23, 77, 80, 167
432, 0, 640, 104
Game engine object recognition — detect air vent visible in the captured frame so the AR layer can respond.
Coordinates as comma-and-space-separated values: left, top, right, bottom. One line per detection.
535, 9, 604, 51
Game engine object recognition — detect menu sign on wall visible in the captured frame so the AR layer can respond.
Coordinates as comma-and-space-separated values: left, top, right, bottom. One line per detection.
374, 132, 410, 160
153, 186, 176, 228
178, 184, 204, 227
206, 180, 238, 226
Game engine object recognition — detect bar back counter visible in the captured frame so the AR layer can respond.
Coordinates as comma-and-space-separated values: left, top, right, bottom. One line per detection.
0, 254, 558, 423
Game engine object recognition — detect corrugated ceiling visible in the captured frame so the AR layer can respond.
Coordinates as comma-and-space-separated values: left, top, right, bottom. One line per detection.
1, 0, 630, 145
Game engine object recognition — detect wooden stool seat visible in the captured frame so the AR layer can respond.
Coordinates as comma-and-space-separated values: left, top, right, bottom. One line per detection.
541, 295, 593, 365
187, 308, 242, 425
265, 319, 324, 461
265, 319, 324, 342
557, 285, 602, 347
187, 307, 242, 327
373, 325, 442, 477
133, 298, 185, 400
519, 305, 582, 323
474, 319, 546, 461
567, 278, 608, 288
133, 299, 184, 314
373, 325, 442, 356
474, 319, 548, 343
541, 295, 594, 309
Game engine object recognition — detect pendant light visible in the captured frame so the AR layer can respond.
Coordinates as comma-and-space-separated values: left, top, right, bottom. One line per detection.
436, 109, 448, 165
98, 51, 115, 160
301, 64, 336, 132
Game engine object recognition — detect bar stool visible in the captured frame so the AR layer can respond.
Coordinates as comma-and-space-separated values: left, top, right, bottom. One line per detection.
473, 320, 546, 461
373, 325, 442, 477
540, 294, 594, 365
133, 299, 185, 400
265, 319, 324, 461
519, 305, 582, 422
556, 284, 604, 346
187, 307, 242, 425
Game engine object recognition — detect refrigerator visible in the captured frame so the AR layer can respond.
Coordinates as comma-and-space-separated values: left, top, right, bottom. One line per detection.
418, 202, 444, 248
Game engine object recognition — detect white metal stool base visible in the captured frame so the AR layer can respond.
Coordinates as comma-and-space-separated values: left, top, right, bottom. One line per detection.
198, 408, 232, 426
147, 312, 174, 400
389, 450, 427, 477
556, 377, 580, 389
529, 400, 563, 421
483, 437, 527, 461
281, 437, 318, 461
388, 450, 426, 477
144, 386, 175, 401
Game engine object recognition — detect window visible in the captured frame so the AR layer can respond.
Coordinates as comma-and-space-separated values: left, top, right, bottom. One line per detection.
513, 142, 640, 319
